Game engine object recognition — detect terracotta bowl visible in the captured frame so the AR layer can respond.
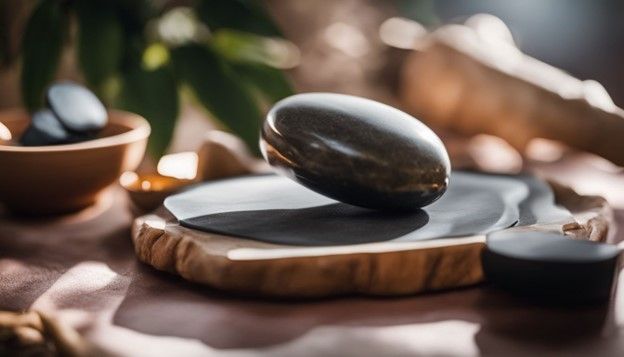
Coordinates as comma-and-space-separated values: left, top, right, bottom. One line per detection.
0, 109, 150, 215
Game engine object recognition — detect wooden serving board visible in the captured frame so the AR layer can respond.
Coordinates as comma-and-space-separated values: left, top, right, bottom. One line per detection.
131, 181, 611, 298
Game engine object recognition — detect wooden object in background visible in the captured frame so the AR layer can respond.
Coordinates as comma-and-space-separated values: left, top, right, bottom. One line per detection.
400, 15, 624, 167
196, 130, 269, 181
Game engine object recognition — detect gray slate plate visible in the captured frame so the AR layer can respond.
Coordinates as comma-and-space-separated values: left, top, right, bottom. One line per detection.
165, 171, 572, 246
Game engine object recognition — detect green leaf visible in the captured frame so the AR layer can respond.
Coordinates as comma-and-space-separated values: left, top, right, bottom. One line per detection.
20, 0, 66, 110
211, 29, 297, 69
171, 44, 263, 155
76, 0, 124, 92
233, 63, 294, 103
117, 66, 179, 158
196, 0, 282, 37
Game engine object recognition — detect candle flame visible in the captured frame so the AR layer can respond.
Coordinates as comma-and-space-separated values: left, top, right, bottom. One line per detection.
141, 180, 152, 191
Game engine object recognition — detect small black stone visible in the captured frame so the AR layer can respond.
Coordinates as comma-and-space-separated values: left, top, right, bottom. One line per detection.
483, 231, 619, 303
260, 93, 451, 211
20, 109, 90, 146
46, 82, 107, 133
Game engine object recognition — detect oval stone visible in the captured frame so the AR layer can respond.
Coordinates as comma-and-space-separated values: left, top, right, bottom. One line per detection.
46, 82, 107, 132
20, 110, 68, 146
260, 93, 451, 211
20, 109, 88, 146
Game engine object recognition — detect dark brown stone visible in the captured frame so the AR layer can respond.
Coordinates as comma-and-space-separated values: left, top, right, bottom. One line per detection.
260, 93, 450, 210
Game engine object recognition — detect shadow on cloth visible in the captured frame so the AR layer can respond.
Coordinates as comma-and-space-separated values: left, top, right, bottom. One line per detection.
112, 262, 617, 353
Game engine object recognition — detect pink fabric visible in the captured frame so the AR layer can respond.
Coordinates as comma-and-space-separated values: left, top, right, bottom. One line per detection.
1, 154, 624, 356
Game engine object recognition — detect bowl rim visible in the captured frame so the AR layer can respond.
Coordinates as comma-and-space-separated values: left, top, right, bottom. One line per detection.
0, 108, 151, 152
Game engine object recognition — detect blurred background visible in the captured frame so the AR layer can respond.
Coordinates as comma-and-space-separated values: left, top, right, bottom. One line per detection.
1, 0, 623, 159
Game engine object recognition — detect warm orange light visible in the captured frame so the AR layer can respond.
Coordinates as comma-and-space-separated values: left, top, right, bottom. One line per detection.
141, 180, 152, 191
120, 170, 195, 211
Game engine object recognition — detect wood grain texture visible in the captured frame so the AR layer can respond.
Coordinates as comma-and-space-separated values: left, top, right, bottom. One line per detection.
131, 181, 611, 298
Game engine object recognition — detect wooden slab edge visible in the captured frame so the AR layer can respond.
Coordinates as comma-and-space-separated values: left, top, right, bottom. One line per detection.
131, 184, 611, 298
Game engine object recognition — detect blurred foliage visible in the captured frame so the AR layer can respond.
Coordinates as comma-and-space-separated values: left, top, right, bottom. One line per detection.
16, 0, 295, 158
171, 44, 261, 151
20, 0, 67, 110
197, 0, 282, 37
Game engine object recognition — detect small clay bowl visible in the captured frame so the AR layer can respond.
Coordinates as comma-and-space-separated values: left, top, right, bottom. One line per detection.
120, 172, 194, 212
0, 109, 150, 215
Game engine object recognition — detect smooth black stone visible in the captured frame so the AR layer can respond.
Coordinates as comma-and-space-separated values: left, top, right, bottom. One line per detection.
46, 82, 107, 132
260, 93, 451, 211
20, 109, 91, 146
482, 231, 619, 303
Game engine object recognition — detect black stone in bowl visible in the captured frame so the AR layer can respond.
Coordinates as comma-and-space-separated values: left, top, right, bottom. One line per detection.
20, 109, 91, 146
261, 93, 451, 211
46, 82, 107, 133
20, 82, 107, 146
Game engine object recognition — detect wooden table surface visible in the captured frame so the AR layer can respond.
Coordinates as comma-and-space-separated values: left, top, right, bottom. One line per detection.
1, 152, 624, 356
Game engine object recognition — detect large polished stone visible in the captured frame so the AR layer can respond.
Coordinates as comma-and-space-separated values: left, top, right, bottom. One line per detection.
260, 93, 451, 210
